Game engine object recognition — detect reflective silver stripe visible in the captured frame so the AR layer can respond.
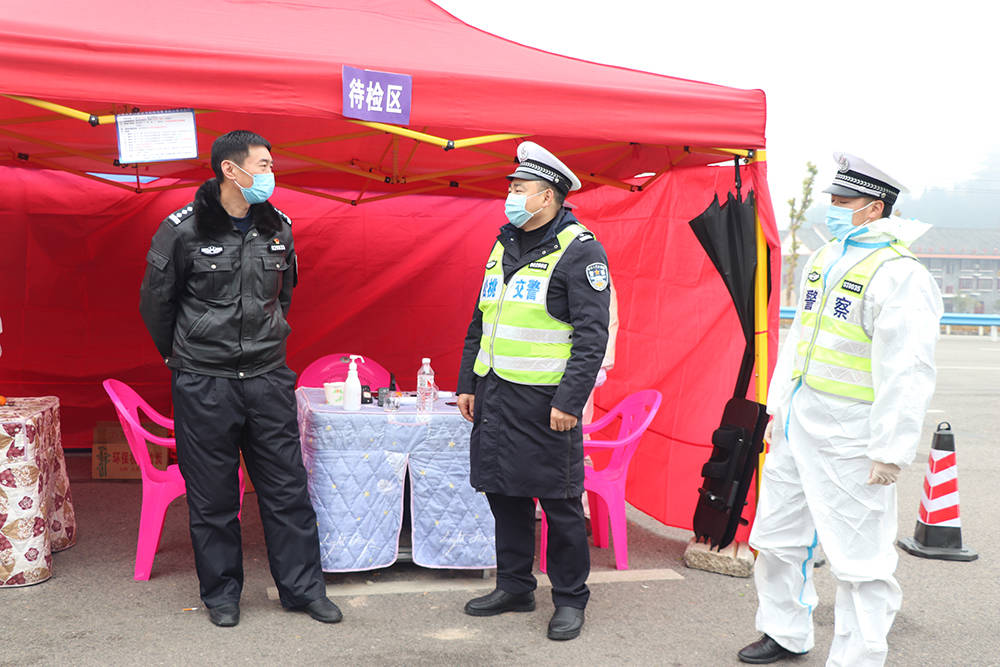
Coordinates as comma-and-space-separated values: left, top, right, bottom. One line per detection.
482, 322, 572, 344
813, 330, 870, 358
803, 357, 873, 388
476, 347, 491, 369
491, 354, 567, 373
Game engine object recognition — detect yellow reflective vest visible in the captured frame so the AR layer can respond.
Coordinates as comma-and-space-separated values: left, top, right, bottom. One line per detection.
793, 241, 917, 402
473, 223, 592, 385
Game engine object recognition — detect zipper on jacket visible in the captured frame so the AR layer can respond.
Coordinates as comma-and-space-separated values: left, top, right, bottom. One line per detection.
800, 242, 851, 375
489, 280, 510, 369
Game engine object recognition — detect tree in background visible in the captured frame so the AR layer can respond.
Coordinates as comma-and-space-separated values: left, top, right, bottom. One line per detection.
785, 162, 818, 305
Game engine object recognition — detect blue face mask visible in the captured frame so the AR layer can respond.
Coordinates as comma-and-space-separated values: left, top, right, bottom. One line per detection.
504, 189, 548, 228
825, 200, 875, 240
232, 163, 275, 204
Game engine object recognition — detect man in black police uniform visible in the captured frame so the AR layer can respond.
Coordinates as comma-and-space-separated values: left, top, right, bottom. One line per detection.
457, 141, 610, 641
139, 130, 340, 627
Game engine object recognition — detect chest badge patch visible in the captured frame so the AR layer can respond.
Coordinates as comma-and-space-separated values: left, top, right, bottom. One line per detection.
269, 238, 286, 252
586, 262, 609, 291
485, 259, 497, 269
841, 279, 864, 294
807, 270, 821, 282
529, 261, 549, 270
200, 245, 223, 256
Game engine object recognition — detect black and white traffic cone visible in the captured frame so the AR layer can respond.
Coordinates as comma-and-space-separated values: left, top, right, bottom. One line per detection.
897, 422, 977, 561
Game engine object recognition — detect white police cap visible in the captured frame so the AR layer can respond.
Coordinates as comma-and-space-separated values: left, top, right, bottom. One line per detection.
822, 152, 908, 207
507, 141, 581, 195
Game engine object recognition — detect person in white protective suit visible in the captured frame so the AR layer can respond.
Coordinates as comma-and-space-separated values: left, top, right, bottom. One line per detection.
738, 153, 943, 666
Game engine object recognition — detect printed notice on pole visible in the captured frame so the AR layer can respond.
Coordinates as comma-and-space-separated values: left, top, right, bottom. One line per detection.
115, 109, 198, 164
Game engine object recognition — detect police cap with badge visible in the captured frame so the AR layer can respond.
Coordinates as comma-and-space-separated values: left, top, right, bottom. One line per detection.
508, 141, 582, 196
823, 152, 908, 209
508, 142, 610, 292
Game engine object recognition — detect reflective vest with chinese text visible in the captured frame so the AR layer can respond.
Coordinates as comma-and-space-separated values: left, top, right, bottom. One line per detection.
793, 241, 916, 402
473, 223, 588, 385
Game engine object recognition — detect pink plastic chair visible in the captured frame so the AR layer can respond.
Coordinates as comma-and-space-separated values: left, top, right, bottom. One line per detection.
102, 379, 245, 581
540, 389, 662, 571
296, 353, 392, 390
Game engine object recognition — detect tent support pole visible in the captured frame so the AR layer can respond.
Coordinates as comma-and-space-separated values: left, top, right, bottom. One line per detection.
402, 160, 511, 184
345, 121, 448, 149
0, 126, 117, 165
273, 130, 382, 148
751, 152, 770, 508
276, 183, 355, 205
580, 172, 634, 191
451, 133, 525, 149
400, 129, 425, 174
26, 156, 139, 192
2, 95, 115, 126
0, 113, 66, 127
346, 120, 526, 152
201, 126, 394, 184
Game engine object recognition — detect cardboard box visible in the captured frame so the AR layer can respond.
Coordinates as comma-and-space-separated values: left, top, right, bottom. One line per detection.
90, 421, 256, 492
91, 421, 171, 480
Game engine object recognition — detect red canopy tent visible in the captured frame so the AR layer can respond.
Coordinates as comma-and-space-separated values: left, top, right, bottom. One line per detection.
0, 0, 779, 539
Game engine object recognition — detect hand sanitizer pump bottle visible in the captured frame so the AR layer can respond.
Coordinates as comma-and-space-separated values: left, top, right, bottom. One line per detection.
343, 355, 365, 411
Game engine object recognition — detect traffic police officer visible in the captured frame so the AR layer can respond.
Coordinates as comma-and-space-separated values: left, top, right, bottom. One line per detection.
139, 130, 341, 628
739, 153, 942, 665
457, 142, 610, 641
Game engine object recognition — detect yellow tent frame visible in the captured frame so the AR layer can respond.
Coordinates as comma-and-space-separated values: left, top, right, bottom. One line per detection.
3, 93, 772, 411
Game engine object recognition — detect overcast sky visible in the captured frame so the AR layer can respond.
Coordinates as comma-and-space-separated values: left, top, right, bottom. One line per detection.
434, 0, 997, 227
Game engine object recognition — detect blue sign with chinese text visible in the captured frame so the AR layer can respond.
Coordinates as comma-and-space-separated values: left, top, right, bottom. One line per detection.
342, 65, 412, 125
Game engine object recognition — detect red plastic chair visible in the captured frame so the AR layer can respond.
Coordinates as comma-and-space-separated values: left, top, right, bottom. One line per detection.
102, 379, 245, 581
296, 353, 392, 390
540, 389, 662, 571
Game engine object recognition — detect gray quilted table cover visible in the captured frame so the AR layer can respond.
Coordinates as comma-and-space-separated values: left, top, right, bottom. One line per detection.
296, 388, 495, 572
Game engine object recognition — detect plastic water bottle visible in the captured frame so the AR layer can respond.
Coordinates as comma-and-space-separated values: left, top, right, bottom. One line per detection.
416, 358, 435, 412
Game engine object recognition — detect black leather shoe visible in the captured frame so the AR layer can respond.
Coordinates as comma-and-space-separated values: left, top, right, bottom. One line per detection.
207, 603, 240, 627
293, 597, 343, 623
738, 635, 806, 663
547, 606, 585, 640
464, 589, 535, 616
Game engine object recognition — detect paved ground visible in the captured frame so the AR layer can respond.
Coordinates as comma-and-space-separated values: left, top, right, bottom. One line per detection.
5, 335, 998, 666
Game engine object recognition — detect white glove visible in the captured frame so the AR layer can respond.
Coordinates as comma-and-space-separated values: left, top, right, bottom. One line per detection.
867, 461, 901, 486
594, 367, 608, 387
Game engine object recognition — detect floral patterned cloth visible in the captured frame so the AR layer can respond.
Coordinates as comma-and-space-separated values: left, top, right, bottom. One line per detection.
0, 397, 76, 587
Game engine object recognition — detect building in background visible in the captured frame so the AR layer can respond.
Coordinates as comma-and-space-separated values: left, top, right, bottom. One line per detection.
912, 228, 1000, 313
780, 226, 1000, 314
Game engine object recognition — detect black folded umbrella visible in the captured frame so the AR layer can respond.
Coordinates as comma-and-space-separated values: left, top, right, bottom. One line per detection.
688, 185, 770, 549
688, 190, 758, 390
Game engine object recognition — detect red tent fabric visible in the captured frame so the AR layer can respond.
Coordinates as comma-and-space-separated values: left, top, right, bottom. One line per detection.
0, 0, 764, 153
0, 0, 779, 538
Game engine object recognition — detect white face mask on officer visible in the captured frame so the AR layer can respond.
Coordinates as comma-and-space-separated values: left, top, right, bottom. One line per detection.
825, 199, 876, 240
504, 189, 548, 228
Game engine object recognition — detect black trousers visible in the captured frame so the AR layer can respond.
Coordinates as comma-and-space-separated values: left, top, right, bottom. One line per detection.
172, 367, 325, 608
486, 493, 590, 609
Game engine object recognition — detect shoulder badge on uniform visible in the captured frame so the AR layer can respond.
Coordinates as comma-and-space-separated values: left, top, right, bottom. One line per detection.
168, 204, 194, 226
485, 259, 497, 269
273, 207, 292, 226
576, 231, 595, 243
586, 262, 609, 291
807, 270, 821, 282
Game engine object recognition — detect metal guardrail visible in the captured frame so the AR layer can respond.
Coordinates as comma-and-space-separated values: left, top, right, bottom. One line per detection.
779, 307, 1000, 338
